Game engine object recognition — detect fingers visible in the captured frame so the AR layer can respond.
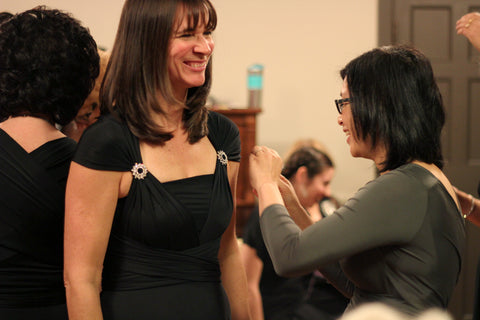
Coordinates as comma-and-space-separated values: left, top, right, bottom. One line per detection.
249, 146, 282, 194
251, 146, 265, 156
456, 12, 480, 34
251, 145, 279, 157
250, 146, 281, 173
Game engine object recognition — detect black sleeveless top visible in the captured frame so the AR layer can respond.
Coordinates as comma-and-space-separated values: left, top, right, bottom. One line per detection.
0, 129, 75, 310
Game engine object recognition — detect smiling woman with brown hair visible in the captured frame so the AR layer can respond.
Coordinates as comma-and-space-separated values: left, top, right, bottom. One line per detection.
63, 0, 250, 319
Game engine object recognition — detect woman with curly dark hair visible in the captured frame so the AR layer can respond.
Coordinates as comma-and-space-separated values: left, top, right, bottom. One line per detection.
0, 6, 99, 320
64, 0, 250, 319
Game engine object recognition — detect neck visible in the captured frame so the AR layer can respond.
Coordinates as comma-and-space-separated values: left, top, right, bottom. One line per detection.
306, 202, 322, 221
12, 112, 54, 125
3, 114, 56, 128
173, 87, 188, 103
150, 106, 185, 133
0, 115, 64, 153
371, 144, 388, 173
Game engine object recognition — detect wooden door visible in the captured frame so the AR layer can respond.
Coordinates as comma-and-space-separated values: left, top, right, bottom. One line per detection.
379, 1, 480, 319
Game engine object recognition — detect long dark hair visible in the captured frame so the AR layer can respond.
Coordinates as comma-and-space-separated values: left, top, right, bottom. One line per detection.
101, 0, 217, 144
340, 45, 445, 171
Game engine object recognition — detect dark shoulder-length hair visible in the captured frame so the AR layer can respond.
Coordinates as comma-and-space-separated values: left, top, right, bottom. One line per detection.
282, 146, 334, 180
101, 0, 217, 144
340, 44, 445, 172
0, 6, 99, 125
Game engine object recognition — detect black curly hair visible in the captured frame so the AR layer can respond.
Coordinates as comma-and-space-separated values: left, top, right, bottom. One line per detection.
0, 6, 99, 125
0, 12, 13, 24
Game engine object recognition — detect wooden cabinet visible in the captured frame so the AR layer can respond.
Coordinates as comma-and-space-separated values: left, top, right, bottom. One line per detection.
213, 107, 261, 237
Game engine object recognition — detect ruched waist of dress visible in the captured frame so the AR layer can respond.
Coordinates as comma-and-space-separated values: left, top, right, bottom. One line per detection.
102, 234, 222, 291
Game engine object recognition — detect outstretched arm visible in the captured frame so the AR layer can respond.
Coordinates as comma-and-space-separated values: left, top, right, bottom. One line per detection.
257, 169, 427, 279
249, 146, 356, 295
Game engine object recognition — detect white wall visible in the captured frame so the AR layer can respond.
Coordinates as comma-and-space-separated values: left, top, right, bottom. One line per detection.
2, 0, 124, 50
2, 0, 378, 201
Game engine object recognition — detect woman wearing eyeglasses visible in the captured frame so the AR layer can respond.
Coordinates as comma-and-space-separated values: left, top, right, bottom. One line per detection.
248, 45, 465, 316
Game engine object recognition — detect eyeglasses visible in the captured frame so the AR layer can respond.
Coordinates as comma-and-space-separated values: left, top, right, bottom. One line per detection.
335, 98, 352, 114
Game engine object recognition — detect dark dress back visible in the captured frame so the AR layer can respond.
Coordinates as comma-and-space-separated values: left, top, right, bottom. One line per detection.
0, 129, 74, 319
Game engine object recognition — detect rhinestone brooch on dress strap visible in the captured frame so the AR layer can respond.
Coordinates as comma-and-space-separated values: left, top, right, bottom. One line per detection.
131, 163, 148, 179
217, 151, 228, 166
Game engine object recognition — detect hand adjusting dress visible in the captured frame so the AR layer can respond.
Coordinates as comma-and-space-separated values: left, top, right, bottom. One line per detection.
73, 111, 240, 320
260, 164, 465, 316
0, 129, 75, 320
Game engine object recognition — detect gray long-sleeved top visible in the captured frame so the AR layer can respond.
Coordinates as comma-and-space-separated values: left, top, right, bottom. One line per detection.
260, 163, 465, 315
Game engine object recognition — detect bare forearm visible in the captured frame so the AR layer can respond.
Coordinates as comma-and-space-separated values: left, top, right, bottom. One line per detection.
247, 287, 264, 320
257, 183, 284, 215
65, 284, 103, 320
277, 175, 314, 230
284, 200, 314, 230
220, 246, 251, 320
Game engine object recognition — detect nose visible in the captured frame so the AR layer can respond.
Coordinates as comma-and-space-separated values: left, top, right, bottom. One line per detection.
337, 114, 343, 126
323, 185, 332, 198
315, 183, 331, 201
194, 34, 213, 55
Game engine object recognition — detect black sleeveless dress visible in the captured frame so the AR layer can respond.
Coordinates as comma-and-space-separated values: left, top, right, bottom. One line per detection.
73, 111, 240, 320
0, 129, 75, 320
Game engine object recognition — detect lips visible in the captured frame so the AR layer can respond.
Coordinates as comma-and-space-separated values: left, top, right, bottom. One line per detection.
343, 129, 351, 144
184, 60, 208, 70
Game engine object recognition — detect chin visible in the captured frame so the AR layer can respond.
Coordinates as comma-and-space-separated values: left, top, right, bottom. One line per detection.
187, 76, 206, 88
349, 144, 366, 159
304, 200, 316, 208
349, 148, 360, 158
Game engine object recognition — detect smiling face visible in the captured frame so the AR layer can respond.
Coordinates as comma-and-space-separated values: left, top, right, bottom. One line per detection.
168, 12, 214, 98
338, 77, 387, 166
337, 78, 378, 161
298, 167, 335, 208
